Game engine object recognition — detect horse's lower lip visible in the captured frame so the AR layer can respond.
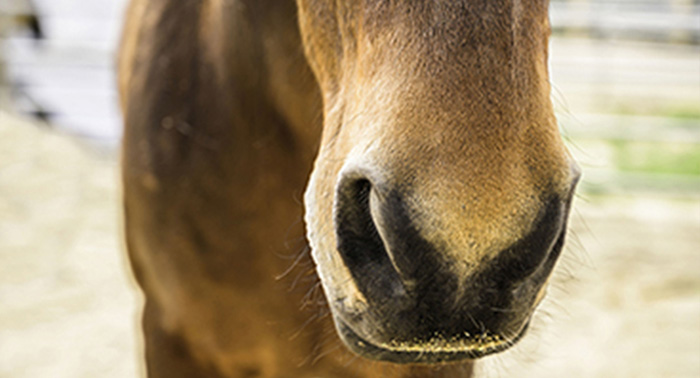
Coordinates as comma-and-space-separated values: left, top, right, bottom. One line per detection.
335, 316, 531, 364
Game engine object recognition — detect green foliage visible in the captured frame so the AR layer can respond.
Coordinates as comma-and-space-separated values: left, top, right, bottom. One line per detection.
610, 140, 700, 176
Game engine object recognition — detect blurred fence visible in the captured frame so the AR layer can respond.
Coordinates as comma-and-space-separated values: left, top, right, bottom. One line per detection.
546, 1, 700, 199
0, 0, 126, 145
1, 0, 699, 196
551, 0, 700, 43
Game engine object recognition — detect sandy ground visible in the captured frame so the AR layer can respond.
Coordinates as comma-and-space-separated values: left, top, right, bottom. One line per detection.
0, 112, 141, 378
0, 111, 699, 377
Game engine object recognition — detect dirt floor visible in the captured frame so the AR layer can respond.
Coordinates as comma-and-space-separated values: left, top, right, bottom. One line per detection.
0, 112, 141, 378
0, 111, 699, 377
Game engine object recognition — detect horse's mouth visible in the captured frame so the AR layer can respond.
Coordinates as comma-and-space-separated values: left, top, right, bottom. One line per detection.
335, 316, 531, 364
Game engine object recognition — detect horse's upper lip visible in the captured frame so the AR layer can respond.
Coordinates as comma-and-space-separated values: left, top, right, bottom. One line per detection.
335, 315, 531, 364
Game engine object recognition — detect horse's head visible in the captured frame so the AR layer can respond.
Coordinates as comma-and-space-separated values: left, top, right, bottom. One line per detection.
298, 0, 579, 363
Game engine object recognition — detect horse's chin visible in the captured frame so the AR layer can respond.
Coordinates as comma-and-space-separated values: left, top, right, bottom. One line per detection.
333, 315, 531, 364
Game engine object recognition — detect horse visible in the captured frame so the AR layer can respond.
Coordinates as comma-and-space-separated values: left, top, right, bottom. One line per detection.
118, 1, 580, 377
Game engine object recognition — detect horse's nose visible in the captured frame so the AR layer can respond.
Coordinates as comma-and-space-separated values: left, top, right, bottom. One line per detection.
334, 170, 574, 315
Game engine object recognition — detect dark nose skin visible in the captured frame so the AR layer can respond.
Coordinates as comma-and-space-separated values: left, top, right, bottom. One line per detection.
334, 178, 415, 305
481, 195, 569, 288
333, 172, 575, 344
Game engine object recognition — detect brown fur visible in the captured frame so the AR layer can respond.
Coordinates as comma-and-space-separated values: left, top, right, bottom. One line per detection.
119, 0, 577, 377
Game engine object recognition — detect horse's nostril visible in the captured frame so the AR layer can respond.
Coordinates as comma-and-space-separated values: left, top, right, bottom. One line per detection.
335, 177, 405, 300
486, 195, 568, 287
336, 178, 379, 267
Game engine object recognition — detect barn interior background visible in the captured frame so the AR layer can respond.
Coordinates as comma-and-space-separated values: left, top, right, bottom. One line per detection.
0, 0, 698, 377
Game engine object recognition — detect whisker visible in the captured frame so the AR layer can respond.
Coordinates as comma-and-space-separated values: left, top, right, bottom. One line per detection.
275, 246, 310, 281
289, 313, 321, 341
311, 342, 343, 365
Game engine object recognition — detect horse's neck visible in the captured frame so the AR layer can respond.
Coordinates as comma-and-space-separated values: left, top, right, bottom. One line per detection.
201, 0, 322, 160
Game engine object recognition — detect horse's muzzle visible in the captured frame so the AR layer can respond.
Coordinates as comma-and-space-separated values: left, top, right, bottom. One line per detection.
330, 169, 578, 363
